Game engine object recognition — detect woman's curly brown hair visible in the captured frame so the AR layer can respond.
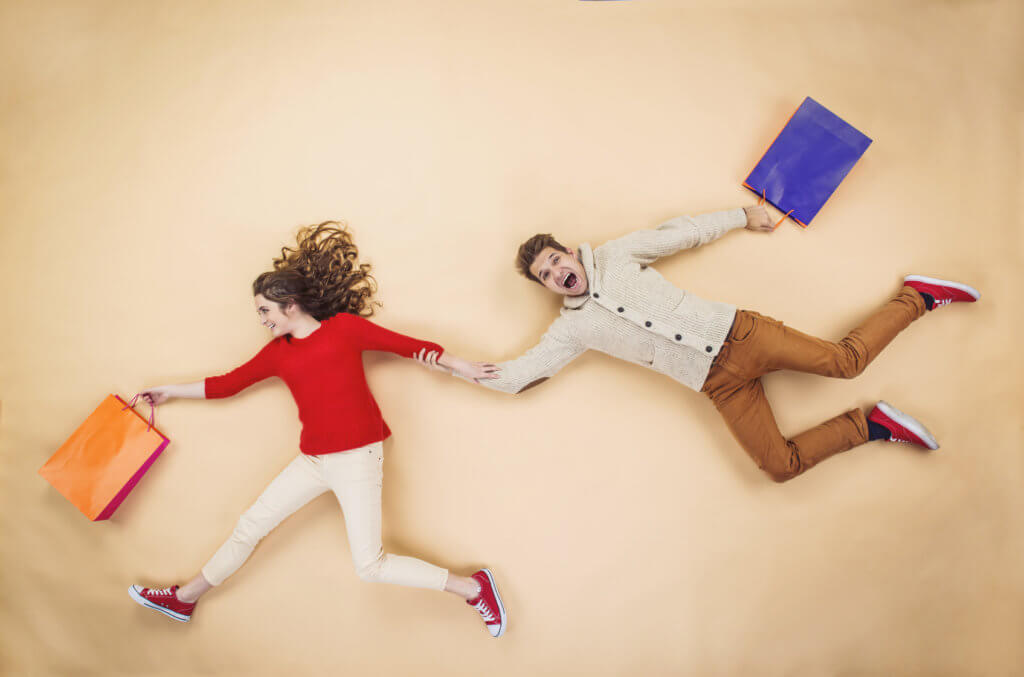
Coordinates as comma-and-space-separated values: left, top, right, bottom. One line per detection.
252, 221, 379, 320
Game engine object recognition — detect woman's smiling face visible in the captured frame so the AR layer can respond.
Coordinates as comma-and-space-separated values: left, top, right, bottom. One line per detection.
254, 294, 293, 338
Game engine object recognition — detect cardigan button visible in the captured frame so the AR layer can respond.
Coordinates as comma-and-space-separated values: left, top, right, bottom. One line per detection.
617, 307, 624, 313
645, 321, 652, 327
706, 346, 713, 353
675, 334, 682, 341
593, 293, 599, 298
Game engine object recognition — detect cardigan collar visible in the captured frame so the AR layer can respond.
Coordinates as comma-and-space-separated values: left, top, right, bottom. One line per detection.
562, 243, 595, 310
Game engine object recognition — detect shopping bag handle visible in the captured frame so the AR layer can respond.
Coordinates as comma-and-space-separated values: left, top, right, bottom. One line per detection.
758, 189, 794, 230
121, 393, 155, 432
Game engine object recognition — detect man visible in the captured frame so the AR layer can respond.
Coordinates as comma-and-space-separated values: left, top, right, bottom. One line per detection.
420, 205, 979, 482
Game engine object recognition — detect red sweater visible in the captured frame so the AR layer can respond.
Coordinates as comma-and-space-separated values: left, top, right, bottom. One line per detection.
205, 313, 444, 454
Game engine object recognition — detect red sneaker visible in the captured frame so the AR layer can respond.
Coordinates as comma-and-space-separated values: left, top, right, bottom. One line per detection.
868, 401, 939, 450
128, 584, 196, 623
904, 275, 980, 310
466, 569, 507, 638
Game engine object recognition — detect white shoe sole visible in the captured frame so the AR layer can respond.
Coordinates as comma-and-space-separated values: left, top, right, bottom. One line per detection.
128, 585, 191, 623
876, 401, 940, 450
479, 568, 507, 638
904, 275, 980, 301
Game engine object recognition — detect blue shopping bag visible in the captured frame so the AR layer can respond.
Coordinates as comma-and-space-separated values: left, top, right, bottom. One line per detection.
743, 97, 872, 228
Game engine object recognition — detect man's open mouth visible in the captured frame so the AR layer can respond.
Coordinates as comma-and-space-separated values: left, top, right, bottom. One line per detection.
562, 272, 577, 289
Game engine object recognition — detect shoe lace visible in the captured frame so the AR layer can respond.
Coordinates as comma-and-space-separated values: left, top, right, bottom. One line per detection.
148, 586, 175, 597
890, 433, 916, 445
933, 297, 951, 307
473, 598, 497, 623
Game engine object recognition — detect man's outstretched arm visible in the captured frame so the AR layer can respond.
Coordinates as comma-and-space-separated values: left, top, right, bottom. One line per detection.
609, 205, 772, 264
416, 314, 586, 394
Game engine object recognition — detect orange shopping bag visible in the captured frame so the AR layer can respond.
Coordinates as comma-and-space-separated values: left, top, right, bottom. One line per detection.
39, 394, 170, 521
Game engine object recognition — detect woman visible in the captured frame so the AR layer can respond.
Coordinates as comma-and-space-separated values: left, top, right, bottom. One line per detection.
128, 222, 507, 637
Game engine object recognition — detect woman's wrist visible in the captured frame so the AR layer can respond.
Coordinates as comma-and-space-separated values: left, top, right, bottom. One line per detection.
166, 381, 207, 399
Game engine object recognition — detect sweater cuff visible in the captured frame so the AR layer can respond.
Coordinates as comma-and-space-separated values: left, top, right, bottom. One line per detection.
203, 377, 221, 399
723, 208, 749, 231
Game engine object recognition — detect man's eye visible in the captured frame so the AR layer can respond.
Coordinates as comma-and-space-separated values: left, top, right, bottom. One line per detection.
554, 256, 560, 263
541, 272, 548, 280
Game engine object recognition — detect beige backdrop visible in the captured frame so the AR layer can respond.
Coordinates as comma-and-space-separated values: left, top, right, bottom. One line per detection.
2, 0, 1022, 675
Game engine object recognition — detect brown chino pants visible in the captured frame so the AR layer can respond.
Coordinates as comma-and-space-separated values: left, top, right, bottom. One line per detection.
700, 287, 928, 482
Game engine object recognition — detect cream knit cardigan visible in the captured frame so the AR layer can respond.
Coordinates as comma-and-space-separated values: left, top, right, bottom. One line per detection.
480, 208, 748, 394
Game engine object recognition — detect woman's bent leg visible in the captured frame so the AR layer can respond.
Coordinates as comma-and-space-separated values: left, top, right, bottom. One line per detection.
201, 454, 327, 586
326, 442, 449, 591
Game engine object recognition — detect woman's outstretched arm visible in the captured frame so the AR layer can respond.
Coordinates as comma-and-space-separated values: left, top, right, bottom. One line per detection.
139, 381, 206, 405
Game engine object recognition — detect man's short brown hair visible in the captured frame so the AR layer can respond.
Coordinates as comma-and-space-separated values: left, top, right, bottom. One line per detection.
516, 234, 569, 283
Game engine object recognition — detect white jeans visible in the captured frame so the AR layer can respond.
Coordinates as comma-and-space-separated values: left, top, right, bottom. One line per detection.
201, 441, 449, 590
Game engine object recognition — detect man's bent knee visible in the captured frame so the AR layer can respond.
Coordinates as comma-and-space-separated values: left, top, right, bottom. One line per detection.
835, 358, 865, 379
764, 466, 798, 483
834, 340, 869, 379
759, 448, 802, 483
